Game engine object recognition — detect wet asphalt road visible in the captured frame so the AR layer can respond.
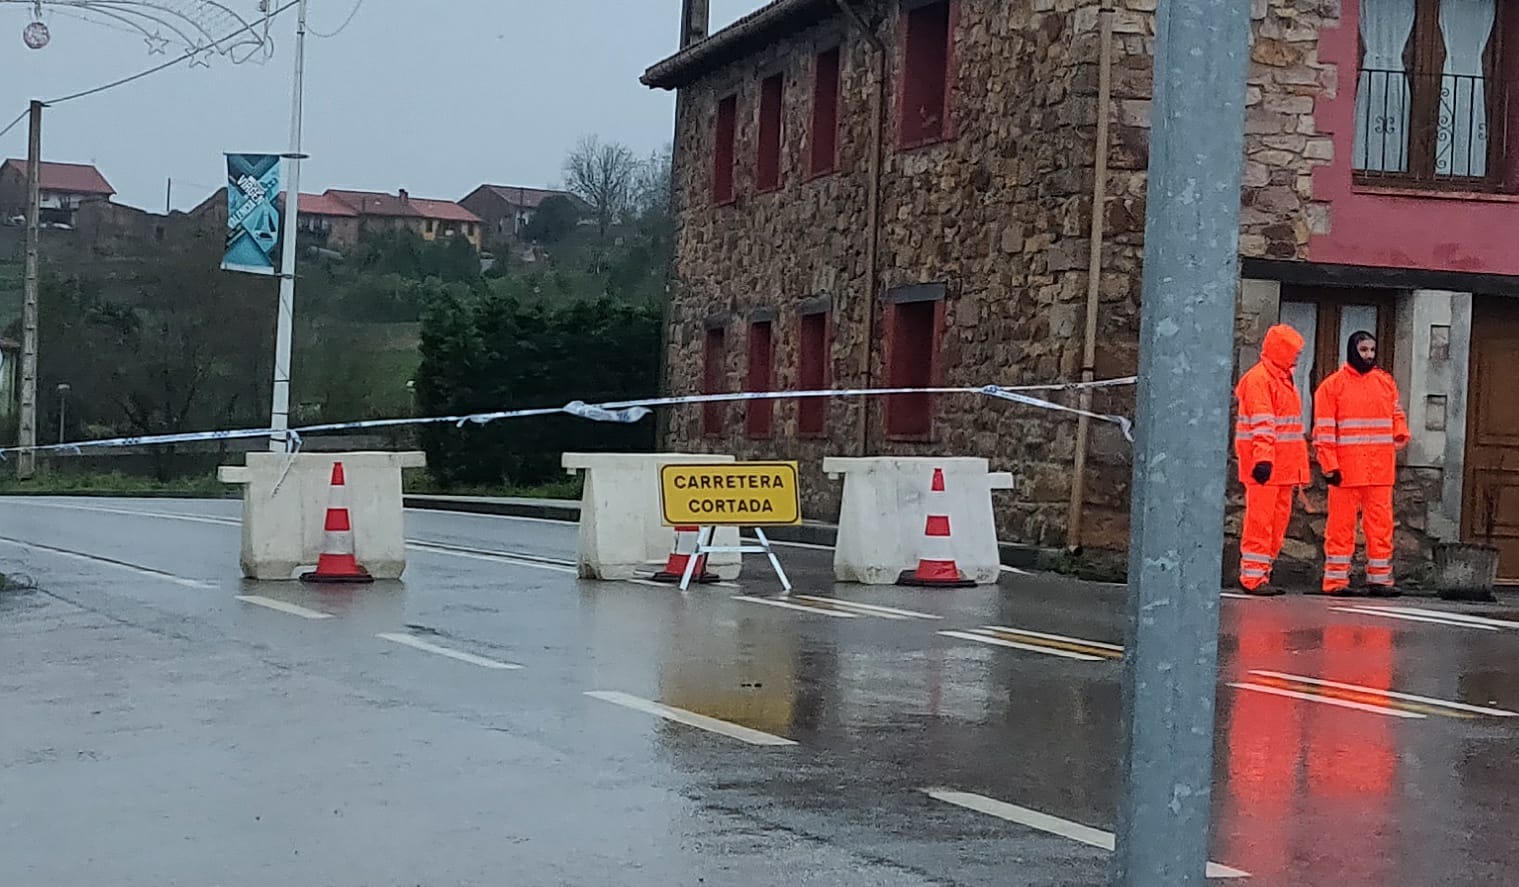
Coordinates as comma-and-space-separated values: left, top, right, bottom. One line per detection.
3, 497, 1519, 886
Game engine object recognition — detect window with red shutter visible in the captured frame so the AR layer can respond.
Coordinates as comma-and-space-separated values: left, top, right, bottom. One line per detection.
703, 326, 727, 435
797, 311, 830, 436
810, 47, 842, 177
899, 1, 954, 148
757, 75, 785, 192
714, 95, 738, 204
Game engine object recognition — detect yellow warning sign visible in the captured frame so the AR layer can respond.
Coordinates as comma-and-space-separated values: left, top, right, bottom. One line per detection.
660, 461, 802, 527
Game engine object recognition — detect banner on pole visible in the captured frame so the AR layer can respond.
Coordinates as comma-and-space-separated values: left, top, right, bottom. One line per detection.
222, 153, 281, 275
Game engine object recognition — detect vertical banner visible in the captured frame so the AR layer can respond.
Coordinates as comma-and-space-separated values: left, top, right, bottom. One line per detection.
222, 153, 281, 275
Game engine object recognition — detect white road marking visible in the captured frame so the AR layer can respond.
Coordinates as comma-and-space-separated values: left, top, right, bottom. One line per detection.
11, 501, 239, 526
984, 626, 1124, 652
923, 789, 1250, 879
792, 595, 941, 620
0, 537, 219, 589
1332, 606, 1501, 631
377, 632, 522, 669
1229, 681, 1424, 719
1220, 592, 1252, 599
999, 565, 1034, 575
584, 690, 797, 746
16, 502, 587, 576
937, 630, 1104, 661
628, 577, 741, 590
235, 595, 333, 620
406, 541, 579, 574
403, 506, 577, 526
745, 536, 835, 552
1368, 606, 1519, 631
1250, 670, 1519, 718
734, 595, 860, 618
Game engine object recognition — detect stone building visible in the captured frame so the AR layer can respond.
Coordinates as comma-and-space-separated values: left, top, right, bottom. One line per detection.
645, 0, 1519, 584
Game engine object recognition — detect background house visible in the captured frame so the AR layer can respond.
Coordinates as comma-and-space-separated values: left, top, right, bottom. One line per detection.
0, 159, 115, 228
459, 184, 583, 245
644, 0, 1519, 583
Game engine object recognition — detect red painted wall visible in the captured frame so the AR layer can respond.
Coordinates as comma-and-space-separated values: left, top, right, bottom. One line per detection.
1309, 0, 1519, 275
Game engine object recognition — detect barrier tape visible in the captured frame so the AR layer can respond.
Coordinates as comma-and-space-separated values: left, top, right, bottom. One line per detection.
0, 376, 1137, 459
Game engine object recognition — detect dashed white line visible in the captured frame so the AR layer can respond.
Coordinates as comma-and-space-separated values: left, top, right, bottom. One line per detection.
1220, 592, 1252, 599
923, 789, 1249, 879
734, 595, 860, 618
584, 690, 797, 746
792, 595, 942, 620
983, 626, 1123, 653
1228, 681, 1424, 719
1332, 606, 1502, 631
0, 537, 219, 589
1368, 606, 1519, 631
937, 630, 1104, 661
1250, 670, 1519, 718
377, 632, 522, 669
999, 565, 1034, 575
406, 541, 579, 574
235, 595, 333, 620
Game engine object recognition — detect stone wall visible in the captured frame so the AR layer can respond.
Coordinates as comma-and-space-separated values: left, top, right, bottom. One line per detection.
662, 0, 1417, 569
663, 0, 1137, 547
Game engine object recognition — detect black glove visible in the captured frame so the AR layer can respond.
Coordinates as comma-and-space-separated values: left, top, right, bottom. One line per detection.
1251, 462, 1273, 485
1325, 469, 1342, 487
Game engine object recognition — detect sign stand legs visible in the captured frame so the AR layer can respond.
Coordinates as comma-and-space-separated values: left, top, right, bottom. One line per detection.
679, 526, 791, 594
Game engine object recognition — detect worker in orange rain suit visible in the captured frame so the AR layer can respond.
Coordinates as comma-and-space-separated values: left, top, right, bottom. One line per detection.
1312, 331, 1410, 596
1234, 324, 1311, 596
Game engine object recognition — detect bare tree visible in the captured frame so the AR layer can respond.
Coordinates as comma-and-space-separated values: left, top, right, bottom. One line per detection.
632, 144, 673, 222
562, 135, 638, 238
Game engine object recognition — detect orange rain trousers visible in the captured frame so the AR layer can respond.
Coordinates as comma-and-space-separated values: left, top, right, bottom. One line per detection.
1324, 485, 1394, 591
1240, 485, 1295, 591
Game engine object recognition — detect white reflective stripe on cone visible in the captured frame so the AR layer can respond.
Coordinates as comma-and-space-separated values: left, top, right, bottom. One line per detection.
919, 525, 956, 562
673, 527, 700, 556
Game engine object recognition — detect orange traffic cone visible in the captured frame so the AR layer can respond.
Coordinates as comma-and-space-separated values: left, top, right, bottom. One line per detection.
300, 461, 374, 584
897, 468, 976, 588
651, 525, 719, 584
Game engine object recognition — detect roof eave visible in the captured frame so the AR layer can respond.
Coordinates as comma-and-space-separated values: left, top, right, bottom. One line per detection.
642, 0, 836, 90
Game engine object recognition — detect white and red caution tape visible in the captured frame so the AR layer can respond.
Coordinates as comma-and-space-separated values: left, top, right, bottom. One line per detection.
0, 376, 1137, 459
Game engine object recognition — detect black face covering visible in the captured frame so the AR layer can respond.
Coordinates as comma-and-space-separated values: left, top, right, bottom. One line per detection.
1347, 330, 1377, 374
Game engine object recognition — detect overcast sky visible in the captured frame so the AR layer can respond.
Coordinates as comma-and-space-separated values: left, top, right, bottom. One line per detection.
2, 0, 763, 211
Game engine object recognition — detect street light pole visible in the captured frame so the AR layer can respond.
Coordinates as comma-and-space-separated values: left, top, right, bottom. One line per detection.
268, 0, 308, 452
18, 99, 42, 478
1113, 0, 1251, 885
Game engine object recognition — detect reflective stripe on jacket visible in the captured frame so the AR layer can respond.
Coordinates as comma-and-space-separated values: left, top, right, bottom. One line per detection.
1234, 325, 1310, 486
1313, 364, 1409, 487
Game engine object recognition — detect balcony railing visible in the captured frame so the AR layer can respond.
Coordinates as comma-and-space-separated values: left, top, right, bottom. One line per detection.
1353, 69, 1509, 186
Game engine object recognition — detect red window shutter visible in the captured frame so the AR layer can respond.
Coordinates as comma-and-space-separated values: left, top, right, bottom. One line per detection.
714, 95, 738, 204
810, 48, 841, 177
746, 320, 774, 438
703, 327, 727, 435
899, 1, 953, 147
757, 75, 785, 192
797, 312, 830, 436
886, 300, 938, 438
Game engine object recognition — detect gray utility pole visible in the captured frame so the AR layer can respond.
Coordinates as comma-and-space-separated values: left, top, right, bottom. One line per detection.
269, 0, 308, 452
18, 100, 43, 479
1113, 0, 1250, 885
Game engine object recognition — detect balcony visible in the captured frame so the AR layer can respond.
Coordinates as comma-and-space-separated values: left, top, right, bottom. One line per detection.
1353, 69, 1510, 189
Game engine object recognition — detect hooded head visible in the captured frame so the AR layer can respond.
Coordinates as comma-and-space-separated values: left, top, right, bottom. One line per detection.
1261, 323, 1305, 375
1347, 330, 1377, 374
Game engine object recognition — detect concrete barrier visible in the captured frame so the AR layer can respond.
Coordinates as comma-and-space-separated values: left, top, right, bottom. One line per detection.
822, 457, 1014, 585
563, 453, 743, 581
218, 451, 425, 580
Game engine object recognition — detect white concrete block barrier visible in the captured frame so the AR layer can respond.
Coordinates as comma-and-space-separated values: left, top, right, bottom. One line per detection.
218, 451, 425, 580
563, 453, 743, 581
823, 457, 1014, 586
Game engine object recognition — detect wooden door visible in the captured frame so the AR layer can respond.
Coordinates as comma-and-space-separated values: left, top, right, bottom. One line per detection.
1464, 297, 1519, 581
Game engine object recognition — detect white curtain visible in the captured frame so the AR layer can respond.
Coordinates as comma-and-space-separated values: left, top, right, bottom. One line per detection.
1438, 0, 1497, 177
1355, 0, 1418, 172
1278, 301, 1318, 429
